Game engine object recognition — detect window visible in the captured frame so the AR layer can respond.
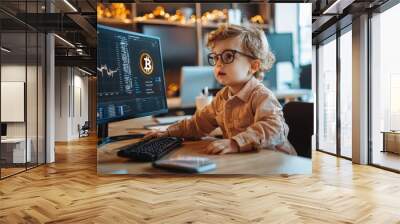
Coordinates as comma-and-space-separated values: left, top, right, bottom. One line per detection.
317, 37, 337, 154
339, 29, 352, 158
370, 2, 400, 171
299, 4, 312, 66
0, 1, 47, 179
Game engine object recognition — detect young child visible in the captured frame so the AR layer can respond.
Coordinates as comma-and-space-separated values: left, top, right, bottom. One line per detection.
145, 24, 297, 155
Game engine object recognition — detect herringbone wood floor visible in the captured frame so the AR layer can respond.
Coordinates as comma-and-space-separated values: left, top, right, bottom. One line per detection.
1, 136, 400, 223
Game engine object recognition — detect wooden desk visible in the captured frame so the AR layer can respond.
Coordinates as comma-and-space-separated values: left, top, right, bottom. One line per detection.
382, 131, 400, 154
103, 116, 311, 175
1, 138, 32, 164
166, 89, 313, 109
97, 138, 311, 175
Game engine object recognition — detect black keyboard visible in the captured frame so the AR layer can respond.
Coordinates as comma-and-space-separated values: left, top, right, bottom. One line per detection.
117, 137, 183, 162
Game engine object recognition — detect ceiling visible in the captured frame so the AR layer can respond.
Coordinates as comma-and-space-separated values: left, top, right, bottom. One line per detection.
1, 0, 395, 73
311, 0, 391, 43
0, 0, 96, 72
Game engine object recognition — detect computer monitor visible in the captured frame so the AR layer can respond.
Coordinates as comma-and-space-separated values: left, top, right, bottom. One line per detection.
263, 32, 294, 89
141, 24, 197, 68
1, 123, 6, 138
267, 32, 294, 63
180, 66, 219, 108
97, 25, 168, 125
97, 25, 168, 141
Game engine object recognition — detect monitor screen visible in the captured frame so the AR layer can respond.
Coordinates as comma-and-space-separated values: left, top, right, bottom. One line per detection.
262, 32, 294, 89
267, 32, 294, 63
180, 66, 218, 108
141, 24, 197, 68
1, 123, 6, 137
97, 25, 168, 124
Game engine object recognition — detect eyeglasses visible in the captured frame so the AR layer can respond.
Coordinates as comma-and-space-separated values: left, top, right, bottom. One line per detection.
207, 49, 257, 66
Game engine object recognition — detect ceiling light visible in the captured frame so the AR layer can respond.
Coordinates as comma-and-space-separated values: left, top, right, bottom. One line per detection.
63, 0, 78, 12
78, 67, 93, 76
54, 34, 75, 48
1, 47, 11, 53
323, 0, 354, 15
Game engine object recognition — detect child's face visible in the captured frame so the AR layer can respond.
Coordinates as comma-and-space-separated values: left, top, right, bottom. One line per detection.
212, 36, 254, 88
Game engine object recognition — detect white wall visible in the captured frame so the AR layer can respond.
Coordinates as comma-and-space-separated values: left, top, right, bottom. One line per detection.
1, 65, 35, 138
46, 33, 55, 163
54, 67, 89, 141
55, 67, 70, 141
1, 64, 45, 164
71, 72, 89, 138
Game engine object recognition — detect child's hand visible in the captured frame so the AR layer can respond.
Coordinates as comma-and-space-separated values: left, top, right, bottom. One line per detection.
205, 139, 240, 154
143, 130, 169, 141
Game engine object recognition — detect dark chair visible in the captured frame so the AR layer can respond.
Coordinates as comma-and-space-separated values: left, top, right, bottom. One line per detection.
283, 102, 314, 158
79, 121, 90, 138
299, 64, 312, 89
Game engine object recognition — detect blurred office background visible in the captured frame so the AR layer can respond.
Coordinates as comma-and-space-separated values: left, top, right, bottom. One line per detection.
97, 3, 313, 112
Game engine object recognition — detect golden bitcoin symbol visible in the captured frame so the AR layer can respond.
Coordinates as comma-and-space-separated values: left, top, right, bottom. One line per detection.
140, 52, 153, 75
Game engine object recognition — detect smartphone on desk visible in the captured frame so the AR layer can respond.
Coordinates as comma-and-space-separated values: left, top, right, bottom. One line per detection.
152, 156, 216, 173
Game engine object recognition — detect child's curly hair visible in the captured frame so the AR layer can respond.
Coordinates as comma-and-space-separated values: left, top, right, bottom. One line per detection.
207, 24, 275, 80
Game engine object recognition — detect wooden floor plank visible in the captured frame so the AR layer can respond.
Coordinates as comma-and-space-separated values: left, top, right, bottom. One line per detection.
0, 136, 399, 223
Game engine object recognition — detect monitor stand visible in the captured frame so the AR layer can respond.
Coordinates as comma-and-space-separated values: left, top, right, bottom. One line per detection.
97, 123, 144, 145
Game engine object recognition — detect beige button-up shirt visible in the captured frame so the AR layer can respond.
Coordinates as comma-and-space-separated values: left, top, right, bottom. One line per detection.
167, 77, 297, 155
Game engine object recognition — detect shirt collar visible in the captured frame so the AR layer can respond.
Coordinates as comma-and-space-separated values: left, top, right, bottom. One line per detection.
230, 77, 260, 102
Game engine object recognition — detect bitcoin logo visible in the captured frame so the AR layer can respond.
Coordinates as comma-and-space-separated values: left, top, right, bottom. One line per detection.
140, 52, 153, 75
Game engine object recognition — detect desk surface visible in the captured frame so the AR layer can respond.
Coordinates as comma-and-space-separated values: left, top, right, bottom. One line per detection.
103, 116, 311, 175
1, 138, 28, 143
167, 89, 313, 109
97, 138, 311, 175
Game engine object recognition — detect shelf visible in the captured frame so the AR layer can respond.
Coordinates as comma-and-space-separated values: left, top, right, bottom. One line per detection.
135, 19, 196, 28
97, 17, 133, 25
201, 22, 268, 30
98, 17, 268, 30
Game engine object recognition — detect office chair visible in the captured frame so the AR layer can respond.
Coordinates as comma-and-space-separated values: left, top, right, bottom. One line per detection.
79, 121, 90, 138
283, 102, 314, 158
